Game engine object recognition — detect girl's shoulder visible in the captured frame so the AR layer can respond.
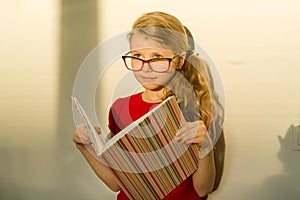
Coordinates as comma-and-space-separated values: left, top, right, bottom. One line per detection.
111, 92, 143, 109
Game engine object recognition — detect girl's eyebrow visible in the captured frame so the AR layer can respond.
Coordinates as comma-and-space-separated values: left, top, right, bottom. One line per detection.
129, 50, 140, 54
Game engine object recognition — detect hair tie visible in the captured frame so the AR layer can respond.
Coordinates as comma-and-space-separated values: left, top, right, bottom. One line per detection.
186, 50, 194, 59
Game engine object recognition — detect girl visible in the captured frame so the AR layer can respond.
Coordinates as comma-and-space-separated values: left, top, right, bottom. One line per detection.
74, 11, 221, 199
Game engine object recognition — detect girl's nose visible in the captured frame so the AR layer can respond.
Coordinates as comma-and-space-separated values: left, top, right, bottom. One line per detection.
142, 62, 152, 72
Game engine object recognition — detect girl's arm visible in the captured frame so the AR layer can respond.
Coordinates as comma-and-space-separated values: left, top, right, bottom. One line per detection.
175, 121, 216, 197
73, 126, 121, 192
192, 150, 215, 197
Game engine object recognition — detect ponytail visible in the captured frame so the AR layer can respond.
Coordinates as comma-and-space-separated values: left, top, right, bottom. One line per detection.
177, 54, 212, 128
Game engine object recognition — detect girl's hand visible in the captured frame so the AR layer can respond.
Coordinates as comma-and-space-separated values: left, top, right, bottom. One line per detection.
73, 123, 102, 145
73, 122, 92, 145
174, 120, 207, 147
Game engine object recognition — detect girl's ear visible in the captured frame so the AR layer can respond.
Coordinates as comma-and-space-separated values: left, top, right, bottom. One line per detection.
177, 53, 186, 69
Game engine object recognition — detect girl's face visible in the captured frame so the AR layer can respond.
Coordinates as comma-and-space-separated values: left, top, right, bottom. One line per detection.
129, 34, 179, 91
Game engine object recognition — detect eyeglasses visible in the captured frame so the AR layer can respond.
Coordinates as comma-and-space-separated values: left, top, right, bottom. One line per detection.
122, 55, 178, 73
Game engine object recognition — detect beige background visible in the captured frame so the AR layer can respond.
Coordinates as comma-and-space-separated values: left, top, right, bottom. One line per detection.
1, 0, 299, 199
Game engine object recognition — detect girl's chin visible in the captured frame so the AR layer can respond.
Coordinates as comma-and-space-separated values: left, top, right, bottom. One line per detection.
142, 83, 165, 91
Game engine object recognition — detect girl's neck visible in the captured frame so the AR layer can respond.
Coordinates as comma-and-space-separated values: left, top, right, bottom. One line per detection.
142, 90, 164, 103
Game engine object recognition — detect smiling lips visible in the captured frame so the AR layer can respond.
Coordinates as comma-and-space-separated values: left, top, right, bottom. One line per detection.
141, 76, 157, 82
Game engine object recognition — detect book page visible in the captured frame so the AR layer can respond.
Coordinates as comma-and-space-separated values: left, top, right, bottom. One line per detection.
71, 96, 105, 154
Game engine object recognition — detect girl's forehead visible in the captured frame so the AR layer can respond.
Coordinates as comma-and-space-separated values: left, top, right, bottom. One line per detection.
129, 35, 174, 56
130, 34, 165, 50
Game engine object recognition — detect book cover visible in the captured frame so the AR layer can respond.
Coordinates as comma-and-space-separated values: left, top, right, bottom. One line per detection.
99, 96, 200, 200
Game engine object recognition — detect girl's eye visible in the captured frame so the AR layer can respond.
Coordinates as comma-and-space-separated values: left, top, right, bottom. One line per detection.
153, 54, 163, 58
132, 53, 141, 58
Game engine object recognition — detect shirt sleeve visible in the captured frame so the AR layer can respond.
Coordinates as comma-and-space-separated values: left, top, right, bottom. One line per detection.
108, 102, 122, 136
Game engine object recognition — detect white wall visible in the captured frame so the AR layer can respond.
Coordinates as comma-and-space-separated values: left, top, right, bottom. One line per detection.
1, 0, 299, 199
0, 0, 60, 198
98, 1, 300, 199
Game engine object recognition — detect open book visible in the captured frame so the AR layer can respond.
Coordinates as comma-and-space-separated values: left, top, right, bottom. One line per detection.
72, 96, 106, 153
72, 96, 199, 200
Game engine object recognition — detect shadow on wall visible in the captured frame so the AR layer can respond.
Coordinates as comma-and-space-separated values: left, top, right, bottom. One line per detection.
55, 0, 112, 200
246, 124, 300, 200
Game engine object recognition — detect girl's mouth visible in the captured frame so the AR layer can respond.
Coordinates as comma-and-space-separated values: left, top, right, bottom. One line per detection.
141, 76, 157, 82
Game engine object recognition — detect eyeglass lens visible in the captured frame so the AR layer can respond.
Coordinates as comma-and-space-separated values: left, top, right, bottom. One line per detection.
124, 57, 170, 72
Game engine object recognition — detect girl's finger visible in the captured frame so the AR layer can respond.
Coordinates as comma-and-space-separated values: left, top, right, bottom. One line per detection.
180, 134, 204, 146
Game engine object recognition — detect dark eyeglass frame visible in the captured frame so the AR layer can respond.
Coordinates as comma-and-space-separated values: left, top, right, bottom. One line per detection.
122, 55, 178, 73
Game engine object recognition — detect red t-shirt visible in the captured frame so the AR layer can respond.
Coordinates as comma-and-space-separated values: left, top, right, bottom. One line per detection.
108, 92, 202, 200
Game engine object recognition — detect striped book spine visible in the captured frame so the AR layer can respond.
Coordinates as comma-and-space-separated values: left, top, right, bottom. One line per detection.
100, 96, 199, 200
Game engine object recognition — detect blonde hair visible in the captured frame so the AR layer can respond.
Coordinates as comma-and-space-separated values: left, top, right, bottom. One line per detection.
129, 11, 212, 128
